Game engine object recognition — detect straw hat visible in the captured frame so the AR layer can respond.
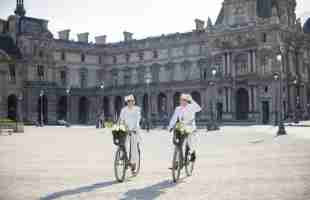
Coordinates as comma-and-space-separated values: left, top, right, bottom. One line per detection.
125, 94, 135, 102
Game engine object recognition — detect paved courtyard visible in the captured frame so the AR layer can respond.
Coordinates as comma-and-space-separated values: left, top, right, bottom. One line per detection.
0, 125, 310, 200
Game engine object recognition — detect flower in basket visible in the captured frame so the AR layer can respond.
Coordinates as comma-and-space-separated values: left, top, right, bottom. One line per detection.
112, 123, 128, 135
175, 122, 193, 135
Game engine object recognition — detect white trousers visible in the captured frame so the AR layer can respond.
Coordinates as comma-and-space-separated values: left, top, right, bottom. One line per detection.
186, 132, 197, 152
126, 132, 140, 164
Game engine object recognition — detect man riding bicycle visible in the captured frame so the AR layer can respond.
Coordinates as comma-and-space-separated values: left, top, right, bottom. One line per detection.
119, 94, 141, 173
168, 93, 202, 163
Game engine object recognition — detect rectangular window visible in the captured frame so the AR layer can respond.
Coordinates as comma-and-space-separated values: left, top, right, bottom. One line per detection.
9, 64, 16, 83
60, 71, 66, 86
80, 70, 87, 88
37, 65, 44, 81
98, 55, 102, 64
61, 51, 66, 61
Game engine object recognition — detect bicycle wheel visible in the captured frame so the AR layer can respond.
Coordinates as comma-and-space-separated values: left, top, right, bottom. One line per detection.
131, 143, 141, 176
185, 146, 195, 176
172, 146, 182, 183
114, 147, 126, 182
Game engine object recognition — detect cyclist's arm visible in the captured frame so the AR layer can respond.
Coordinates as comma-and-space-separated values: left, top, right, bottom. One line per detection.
136, 107, 141, 130
119, 107, 126, 124
168, 108, 179, 131
189, 99, 202, 113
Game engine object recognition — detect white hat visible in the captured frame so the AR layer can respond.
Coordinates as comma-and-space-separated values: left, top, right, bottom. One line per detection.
125, 94, 135, 102
180, 93, 192, 102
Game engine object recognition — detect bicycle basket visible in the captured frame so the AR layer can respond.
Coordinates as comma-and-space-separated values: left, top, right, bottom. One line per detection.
173, 130, 186, 146
112, 131, 127, 146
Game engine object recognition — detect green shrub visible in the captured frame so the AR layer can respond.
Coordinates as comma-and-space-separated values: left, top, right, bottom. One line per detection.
0, 118, 15, 123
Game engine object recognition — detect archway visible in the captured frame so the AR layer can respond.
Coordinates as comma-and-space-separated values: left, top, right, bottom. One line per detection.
173, 92, 181, 108
114, 96, 123, 119
158, 93, 167, 117
38, 95, 48, 124
7, 94, 17, 121
79, 97, 89, 124
236, 88, 249, 120
191, 91, 201, 106
103, 96, 110, 119
57, 96, 67, 120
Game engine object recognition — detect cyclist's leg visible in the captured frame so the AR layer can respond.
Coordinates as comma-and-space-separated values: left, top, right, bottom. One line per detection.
130, 131, 139, 165
187, 131, 197, 161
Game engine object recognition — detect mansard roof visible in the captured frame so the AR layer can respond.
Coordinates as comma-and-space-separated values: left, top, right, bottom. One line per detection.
0, 35, 22, 59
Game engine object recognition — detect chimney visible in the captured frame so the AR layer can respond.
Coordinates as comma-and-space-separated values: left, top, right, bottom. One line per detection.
58, 29, 70, 40
95, 35, 107, 44
123, 31, 133, 42
194, 19, 205, 32
77, 32, 89, 43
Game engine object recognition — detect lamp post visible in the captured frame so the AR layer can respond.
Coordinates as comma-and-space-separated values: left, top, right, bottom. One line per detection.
17, 92, 23, 123
145, 72, 152, 132
66, 86, 71, 126
98, 81, 105, 128
207, 68, 219, 131
292, 78, 300, 124
39, 90, 44, 127
274, 52, 287, 136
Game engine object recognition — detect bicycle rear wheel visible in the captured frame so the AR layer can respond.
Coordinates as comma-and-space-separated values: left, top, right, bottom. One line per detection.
172, 146, 182, 183
185, 146, 195, 176
114, 147, 126, 182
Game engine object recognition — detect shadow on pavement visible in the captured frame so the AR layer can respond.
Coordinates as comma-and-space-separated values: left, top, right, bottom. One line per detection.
120, 179, 177, 200
40, 180, 117, 200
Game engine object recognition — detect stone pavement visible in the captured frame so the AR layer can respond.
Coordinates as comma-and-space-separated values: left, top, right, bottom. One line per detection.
0, 126, 310, 200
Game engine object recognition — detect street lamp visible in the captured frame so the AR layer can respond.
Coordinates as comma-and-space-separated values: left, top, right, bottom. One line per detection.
207, 68, 219, 131
39, 90, 44, 127
274, 52, 287, 136
145, 71, 152, 131
66, 86, 71, 126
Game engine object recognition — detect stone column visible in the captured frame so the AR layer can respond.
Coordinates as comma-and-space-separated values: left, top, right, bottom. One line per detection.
248, 51, 252, 73
222, 54, 226, 75
253, 50, 256, 73
227, 53, 231, 75
109, 96, 115, 121
167, 91, 173, 116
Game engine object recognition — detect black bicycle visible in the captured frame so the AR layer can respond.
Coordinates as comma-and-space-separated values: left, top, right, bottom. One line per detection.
171, 130, 195, 183
113, 131, 141, 182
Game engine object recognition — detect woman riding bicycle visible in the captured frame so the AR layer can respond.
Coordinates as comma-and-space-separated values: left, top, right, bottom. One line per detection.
119, 94, 141, 173
168, 93, 202, 163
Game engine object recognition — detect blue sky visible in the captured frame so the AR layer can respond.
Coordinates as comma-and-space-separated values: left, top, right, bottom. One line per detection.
0, 0, 309, 43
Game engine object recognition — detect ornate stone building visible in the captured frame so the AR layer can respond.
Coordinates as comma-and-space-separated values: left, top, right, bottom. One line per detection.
0, 0, 310, 125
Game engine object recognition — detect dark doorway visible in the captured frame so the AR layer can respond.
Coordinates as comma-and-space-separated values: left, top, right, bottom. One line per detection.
236, 88, 249, 120
38, 95, 48, 124
142, 94, 149, 117
114, 96, 123, 119
79, 97, 89, 124
216, 102, 223, 121
7, 94, 17, 121
158, 93, 167, 116
191, 91, 201, 106
57, 96, 67, 120
103, 96, 110, 119
262, 101, 270, 124
173, 92, 181, 108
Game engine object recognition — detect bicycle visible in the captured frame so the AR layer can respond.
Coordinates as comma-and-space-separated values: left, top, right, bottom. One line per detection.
113, 130, 141, 182
171, 129, 195, 183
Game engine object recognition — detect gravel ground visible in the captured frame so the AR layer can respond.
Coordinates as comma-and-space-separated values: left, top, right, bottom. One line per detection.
0, 125, 310, 200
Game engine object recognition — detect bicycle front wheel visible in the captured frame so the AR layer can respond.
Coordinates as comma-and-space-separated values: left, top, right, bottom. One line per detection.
114, 147, 126, 182
172, 146, 182, 183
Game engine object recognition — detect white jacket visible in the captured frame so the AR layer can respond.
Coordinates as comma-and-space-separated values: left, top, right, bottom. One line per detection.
119, 106, 141, 131
168, 100, 202, 131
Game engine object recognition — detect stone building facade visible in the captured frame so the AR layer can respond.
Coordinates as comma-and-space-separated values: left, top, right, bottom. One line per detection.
1, 0, 310, 125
